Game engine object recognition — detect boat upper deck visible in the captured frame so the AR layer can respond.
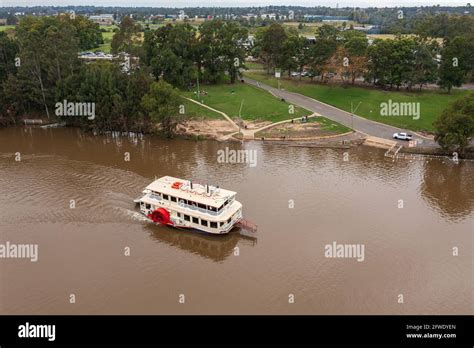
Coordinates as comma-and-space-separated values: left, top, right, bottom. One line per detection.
145, 176, 236, 208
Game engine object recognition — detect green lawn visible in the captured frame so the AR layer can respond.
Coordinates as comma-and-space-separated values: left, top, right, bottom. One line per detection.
93, 31, 115, 53
255, 116, 351, 138
183, 82, 311, 123
245, 71, 474, 132
180, 97, 223, 119
244, 61, 264, 70
0, 25, 15, 32
315, 116, 352, 134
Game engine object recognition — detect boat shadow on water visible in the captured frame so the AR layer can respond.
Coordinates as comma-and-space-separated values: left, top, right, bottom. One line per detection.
143, 223, 257, 262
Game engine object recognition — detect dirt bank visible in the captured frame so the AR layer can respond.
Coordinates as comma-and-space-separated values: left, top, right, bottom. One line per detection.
176, 119, 237, 139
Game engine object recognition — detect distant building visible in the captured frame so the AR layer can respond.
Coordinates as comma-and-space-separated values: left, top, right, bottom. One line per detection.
242, 14, 258, 20
260, 13, 277, 20
304, 15, 350, 21
0, 19, 7, 26
150, 15, 165, 20
89, 14, 114, 25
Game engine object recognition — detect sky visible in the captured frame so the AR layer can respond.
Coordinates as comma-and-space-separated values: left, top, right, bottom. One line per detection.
0, 0, 470, 8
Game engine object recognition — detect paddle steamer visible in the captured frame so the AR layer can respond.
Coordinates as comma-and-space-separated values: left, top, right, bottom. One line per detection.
135, 176, 249, 234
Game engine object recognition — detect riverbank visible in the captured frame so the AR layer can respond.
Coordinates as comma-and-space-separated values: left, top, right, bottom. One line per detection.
4, 113, 472, 158
244, 70, 474, 133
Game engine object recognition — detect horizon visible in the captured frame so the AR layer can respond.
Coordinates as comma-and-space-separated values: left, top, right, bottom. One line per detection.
1, 1, 471, 9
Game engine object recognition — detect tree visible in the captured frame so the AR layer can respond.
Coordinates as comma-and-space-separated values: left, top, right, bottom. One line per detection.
111, 16, 141, 54
60, 61, 124, 130
6, 14, 18, 26
199, 20, 248, 84
69, 15, 103, 50
438, 36, 474, 93
365, 37, 417, 90
307, 37, 336, 82
14, 16, 81, 119
434, 94, 474, 156
0, 31, 18, 82
280, 34, 303, 77
256, 23, 287, 73
316, 24, 339, 41
141, 80, 182, 137
343, 34, 368, 85
410, 40, 438, 90
144, 24, 197, 87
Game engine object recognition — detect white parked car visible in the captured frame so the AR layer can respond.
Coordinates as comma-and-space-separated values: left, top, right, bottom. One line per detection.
393, 132, 413, 141
291, 72, 300, 77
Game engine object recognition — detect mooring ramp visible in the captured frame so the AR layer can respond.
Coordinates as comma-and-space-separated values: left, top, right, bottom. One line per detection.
364, 136, 397, 149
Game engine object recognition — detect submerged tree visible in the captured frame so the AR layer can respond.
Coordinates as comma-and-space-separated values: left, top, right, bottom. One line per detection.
434, 94, 474, 156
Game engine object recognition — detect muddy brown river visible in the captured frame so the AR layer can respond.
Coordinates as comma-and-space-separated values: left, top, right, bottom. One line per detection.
0, 127, 472, 314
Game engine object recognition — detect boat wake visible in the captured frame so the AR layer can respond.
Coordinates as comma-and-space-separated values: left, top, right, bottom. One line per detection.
114, 207, 151, 223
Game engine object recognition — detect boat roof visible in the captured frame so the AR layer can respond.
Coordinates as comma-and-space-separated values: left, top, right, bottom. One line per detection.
145, 176, 236, 208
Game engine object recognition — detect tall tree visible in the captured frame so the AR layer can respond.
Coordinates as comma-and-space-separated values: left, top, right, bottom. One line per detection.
0, 31, 18, 82
198, 20, 247, 83
14, 16, 81, 119
144, 23, 197, 87
438, 35, 474, 93
434, 94, 474, 156
256, 23, 287, 73
141, 80, 182, 137
111, 16, 141, 54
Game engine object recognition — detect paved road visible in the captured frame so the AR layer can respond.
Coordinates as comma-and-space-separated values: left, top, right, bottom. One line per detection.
244, 77, 437, 147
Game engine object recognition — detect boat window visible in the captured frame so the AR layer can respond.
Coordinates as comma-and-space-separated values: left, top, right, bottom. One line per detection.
192, 217, 199, 224
220, 222, 224, 227
210, 222, 218, 228
208, 206, 217, 212
163, 194, 169, 200
170, 196, 177, 202
184, 215, 190, 221
146, 204, 151, 209
227, 218, 231, 224
198, 203, 206, 209
177, 212, 181, 218
200, 219, 208, 227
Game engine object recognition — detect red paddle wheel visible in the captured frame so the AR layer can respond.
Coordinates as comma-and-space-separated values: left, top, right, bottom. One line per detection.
147, 208, 172, 225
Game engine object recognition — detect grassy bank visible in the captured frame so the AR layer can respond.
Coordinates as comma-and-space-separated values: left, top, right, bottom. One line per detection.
181, 98, 223, 119
255, 116, 352, 138
245, 71, 473, 132
183, 82, 311, 123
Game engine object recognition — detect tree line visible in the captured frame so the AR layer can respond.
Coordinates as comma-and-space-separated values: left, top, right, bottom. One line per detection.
0, 15, 184, 135
0, 15, 251, 135
253, 18, 474, 93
